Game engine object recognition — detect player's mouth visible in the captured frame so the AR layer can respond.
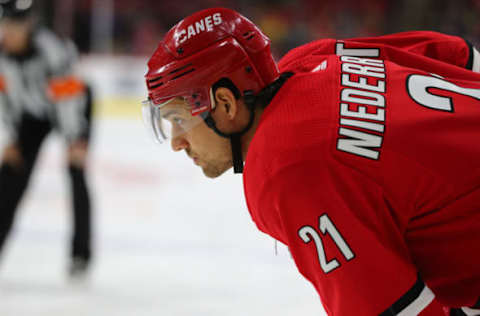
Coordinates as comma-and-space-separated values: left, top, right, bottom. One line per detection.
190, 155, 200, 165
186, 150, 201, 166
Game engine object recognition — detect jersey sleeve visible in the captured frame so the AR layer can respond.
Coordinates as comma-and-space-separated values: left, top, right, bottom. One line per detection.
35, 29, 79, 77
0, 75, 19, 143
259, 158, 446, 315
344, 31, 479, 72
35, 29, 89, 142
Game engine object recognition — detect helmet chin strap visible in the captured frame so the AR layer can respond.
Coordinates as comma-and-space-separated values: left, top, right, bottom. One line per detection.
200, 73, 294, 174
201, 90, 256, 174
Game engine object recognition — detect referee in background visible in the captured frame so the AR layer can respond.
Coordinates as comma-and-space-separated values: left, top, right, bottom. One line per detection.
0, 0, 93, 278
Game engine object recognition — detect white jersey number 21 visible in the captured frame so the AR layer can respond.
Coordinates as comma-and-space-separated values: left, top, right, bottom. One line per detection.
298, 214, 355, 274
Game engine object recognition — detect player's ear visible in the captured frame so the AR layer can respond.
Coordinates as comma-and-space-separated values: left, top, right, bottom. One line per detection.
214, 87, 238, 120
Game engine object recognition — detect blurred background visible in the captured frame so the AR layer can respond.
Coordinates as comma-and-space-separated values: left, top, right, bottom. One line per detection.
0, 1, 479, 316
41, 0, 480, 56
36, 0, 480, 117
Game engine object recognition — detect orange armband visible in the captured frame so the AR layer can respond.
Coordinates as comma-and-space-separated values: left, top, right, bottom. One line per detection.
48, 76, 85, 101
0, 76, 6, 92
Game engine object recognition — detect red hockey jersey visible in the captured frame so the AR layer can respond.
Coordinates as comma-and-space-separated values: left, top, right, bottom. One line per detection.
243, 31, 480, 315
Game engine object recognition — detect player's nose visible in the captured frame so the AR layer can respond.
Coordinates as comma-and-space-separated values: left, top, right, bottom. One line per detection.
171, 136, 188, 152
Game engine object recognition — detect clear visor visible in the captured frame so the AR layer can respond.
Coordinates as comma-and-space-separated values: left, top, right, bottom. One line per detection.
142, 96, 206, 144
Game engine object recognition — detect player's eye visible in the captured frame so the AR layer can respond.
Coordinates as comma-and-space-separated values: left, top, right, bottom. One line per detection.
172, 117, 186, 127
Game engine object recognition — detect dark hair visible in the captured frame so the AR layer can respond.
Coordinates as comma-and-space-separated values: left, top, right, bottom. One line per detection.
255, 72, 293, 108
212, 77, 241, 100
212, 72, 293, 108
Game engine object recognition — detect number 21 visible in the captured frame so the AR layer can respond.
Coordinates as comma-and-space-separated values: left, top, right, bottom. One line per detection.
298, 214, 355, 274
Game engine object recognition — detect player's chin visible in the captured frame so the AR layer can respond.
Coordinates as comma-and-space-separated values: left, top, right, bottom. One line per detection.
201, 164, 230, 179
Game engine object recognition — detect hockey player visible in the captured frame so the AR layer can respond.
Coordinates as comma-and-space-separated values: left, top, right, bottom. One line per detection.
142, 8, 480, 315
0, 0, 93, 277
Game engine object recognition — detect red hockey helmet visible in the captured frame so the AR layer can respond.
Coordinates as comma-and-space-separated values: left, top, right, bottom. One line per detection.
143, 7, 279, 142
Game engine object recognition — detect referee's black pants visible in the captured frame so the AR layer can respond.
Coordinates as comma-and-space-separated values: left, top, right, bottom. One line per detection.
0, 98, 93, 264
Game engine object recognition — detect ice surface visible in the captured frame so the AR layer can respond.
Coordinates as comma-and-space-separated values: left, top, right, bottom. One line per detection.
0, 118, 325, 316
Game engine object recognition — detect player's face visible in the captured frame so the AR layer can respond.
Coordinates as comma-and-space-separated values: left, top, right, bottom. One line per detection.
0, 17, 32, 54
166, 98, 233, 178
